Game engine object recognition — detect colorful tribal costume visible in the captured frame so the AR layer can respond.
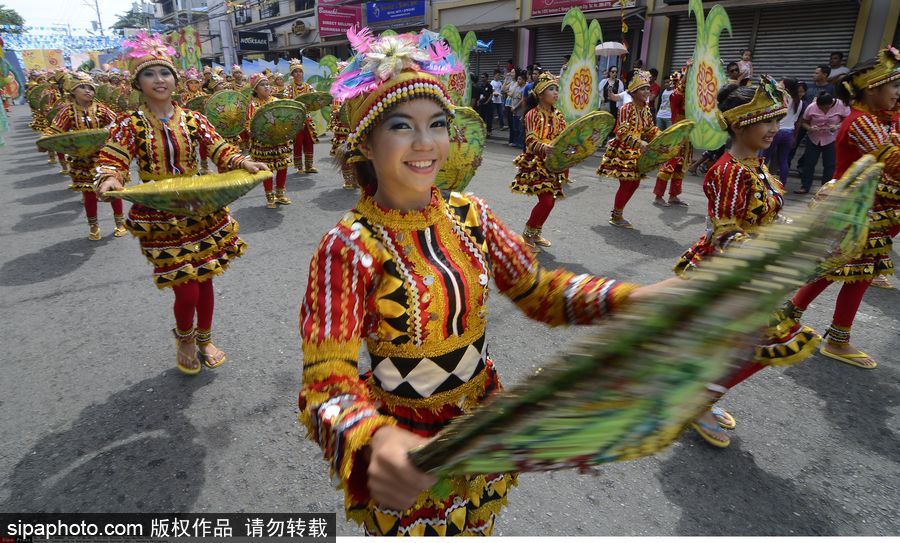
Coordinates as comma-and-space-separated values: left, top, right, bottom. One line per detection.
653, 70, 691, 206
509, 72, 568, 250
675, 76, 821, 447
328, 97, 356, 189
246, 74, 292, 207
299, 28, 639, 536
597, 70, 660, 227
94, 33, 251, 367
46, 72, 122, 239
789, 47, 900, 368
180, 68, 211, 174
285, 59, 319, 173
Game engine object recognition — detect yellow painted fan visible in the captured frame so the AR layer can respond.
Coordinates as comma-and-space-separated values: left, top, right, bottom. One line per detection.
435, 106, 486, 192
115, 170, 272, 217
36, 128, 109, 158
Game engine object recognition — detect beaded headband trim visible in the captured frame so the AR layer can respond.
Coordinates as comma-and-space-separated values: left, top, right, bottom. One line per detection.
845, 45, 899, 94
717, 75, 787, 130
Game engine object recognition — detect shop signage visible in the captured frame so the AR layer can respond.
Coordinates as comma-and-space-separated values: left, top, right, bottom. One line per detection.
365, 1, 426, 30
317, 0, 363, 37
238, 31, 270, 51
531, 0, 635, 18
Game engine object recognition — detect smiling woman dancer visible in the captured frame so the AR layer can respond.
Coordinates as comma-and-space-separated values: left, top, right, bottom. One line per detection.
297, 27, 678, 536
94, 33, 268, 375
45, 72, 121, 240
246, 73, 293, 208
674, 77, 820, 448
787, 47, 900, 369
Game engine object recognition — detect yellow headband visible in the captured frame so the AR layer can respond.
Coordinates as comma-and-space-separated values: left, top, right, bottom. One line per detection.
717, 75, 788, 130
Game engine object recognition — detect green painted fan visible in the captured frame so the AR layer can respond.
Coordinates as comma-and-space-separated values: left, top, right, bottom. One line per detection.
435, 106, 486, 192
545, 110, 616, 172
115, 170, 272, 217
249, 100, 307, 145
184, 94, 209, 113
37, 128, 109, 158
294, 91, 332, 112
205, 90, 250, 138
409, 156, 882, 481
637, 120, 695, 175
26, 83, 49, 110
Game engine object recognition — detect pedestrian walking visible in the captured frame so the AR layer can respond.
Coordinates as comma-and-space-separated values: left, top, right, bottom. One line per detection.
795, 92, 848, 194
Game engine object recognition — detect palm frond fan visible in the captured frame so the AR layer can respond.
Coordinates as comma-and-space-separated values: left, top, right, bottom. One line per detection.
409, 156, 881, 483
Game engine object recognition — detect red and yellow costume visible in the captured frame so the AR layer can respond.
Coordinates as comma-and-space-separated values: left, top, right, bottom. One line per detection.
95, 104, 248, 288
300, 189, 637, 535
510, 104, 568, 198
597, 70, 660, 225
789, 48, 900, 353
300, 32, 639, 535
509, 73, 568, 248
284, 60, 319, 172
654, 71, 692, 200
597, 101, 659, 182
328, 97, 357, 188
246, 74, 292, 206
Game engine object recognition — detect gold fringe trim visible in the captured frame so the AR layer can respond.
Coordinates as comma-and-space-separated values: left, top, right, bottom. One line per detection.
754, 326, 821, 366
301, 338, 363, 367
366, 364, 491, 413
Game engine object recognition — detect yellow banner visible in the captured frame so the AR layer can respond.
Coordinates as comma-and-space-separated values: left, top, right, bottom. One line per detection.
21, 49, 65, 71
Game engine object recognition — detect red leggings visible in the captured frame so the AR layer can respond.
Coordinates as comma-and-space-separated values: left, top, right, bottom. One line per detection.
294, 129, 314, 157
173, 279, 215, 332
791, 278, 871, 329
83, 192, 123, 219
526, 192, 556, 229
263, 169, 287, 192
614, 180, 640, 211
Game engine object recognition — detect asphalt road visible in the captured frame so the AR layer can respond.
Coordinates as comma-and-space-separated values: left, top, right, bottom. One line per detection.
1, 105, 897, 535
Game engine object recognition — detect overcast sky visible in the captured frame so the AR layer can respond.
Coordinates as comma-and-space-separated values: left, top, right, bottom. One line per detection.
8, 0, 136, 32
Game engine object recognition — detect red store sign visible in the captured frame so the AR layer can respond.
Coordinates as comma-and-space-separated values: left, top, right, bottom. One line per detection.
530, 0, 635, 18
317, 0, 363, 38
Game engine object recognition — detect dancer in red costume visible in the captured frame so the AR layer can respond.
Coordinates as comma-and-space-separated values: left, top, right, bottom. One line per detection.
652, 68, 690, 208
285, 59, 319, 174
246, 73, 293, 208
45, 72, 122, 240
674, 77, 821, 447
298, 28, 676, 536
597, 70, 660, 228
789, 47, 900, 369
510, 72, 568, 251
94, 33, 269, 375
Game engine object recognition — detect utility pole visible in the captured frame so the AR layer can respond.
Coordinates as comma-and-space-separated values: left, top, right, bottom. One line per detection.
83, 0, 105, 36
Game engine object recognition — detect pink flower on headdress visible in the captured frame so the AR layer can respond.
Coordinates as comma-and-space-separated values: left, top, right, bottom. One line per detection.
123, 32, 176, 59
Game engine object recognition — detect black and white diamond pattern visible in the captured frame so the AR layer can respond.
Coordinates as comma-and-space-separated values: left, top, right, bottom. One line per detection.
371, 335, 487, 399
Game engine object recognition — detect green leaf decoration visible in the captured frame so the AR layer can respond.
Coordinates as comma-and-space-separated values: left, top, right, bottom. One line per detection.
685, 0, 732, 149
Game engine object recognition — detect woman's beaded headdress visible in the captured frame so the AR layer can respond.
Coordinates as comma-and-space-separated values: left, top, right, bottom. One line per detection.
717, 74, 787, 130
332, 26, 462, 159
123, 32, 178, 89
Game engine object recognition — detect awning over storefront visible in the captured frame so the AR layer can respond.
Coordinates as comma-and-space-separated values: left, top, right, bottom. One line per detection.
455, 20, 517, 33
649, 0, 807, 16
510, 7, 644, 28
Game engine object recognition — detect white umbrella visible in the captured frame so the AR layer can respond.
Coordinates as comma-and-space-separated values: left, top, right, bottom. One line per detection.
595, 42, 628, 57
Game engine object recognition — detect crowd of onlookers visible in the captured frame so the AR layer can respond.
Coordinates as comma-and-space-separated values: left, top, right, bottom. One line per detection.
469, 50, 854, 192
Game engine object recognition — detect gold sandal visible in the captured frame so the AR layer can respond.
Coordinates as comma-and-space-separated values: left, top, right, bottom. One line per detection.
173, 328, 201, 375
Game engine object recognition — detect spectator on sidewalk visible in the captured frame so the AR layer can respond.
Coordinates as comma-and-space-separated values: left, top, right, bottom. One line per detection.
599, 66, 625, 119
805, 65, 836, 103
796, 93, 849, 194
491, 70, 506, 131
476, 72, 494, 134
726, 61, 741, 85
761, 77, 801, 184
737, 49, 753, 82
560, 55, 570, 77
508, 71, 527, 148
826, 51, 849, 84
656, 76, 674, 130
649, 68, 661, 114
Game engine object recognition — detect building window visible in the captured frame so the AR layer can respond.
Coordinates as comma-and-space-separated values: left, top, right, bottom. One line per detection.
258, 0, 280, 19
294, 0, 313, 12
161, 0, 173, 15
234, 6, 252, 24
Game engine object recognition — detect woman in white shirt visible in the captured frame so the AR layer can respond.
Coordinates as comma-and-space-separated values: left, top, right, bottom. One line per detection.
656, 78, 674, 129
760, 78, 801, 183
